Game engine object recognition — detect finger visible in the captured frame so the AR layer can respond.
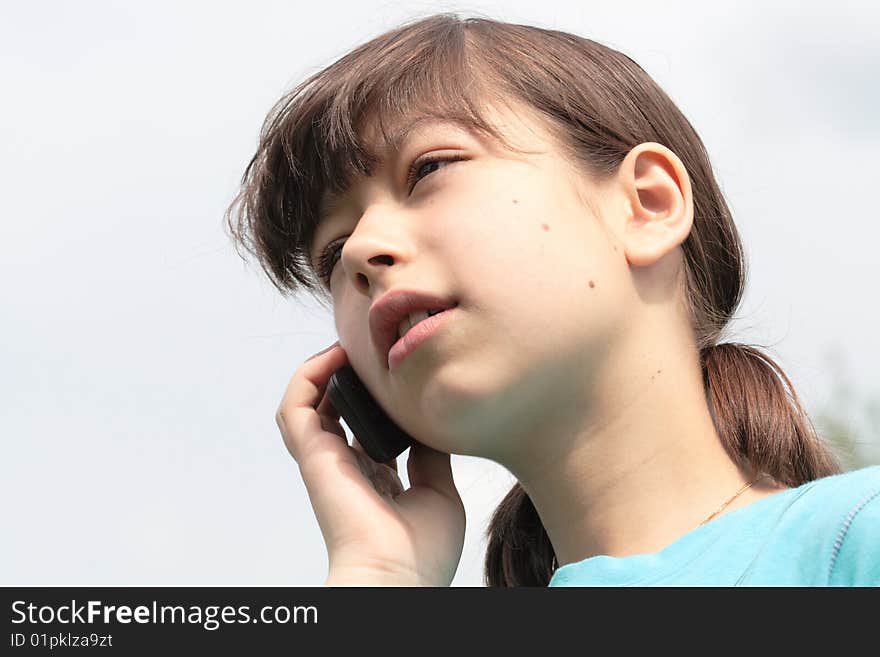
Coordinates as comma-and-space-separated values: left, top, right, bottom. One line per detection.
276, 343, 349, 463
315, 388, 348, 443
318, 414, 347, 442
406, 442, 460, 502
287, 342, 348, 409
351, 436, 398, 470
305, 340, 341, 362
349, 437, 404, 498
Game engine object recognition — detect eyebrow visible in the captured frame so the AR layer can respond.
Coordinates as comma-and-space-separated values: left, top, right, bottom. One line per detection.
376, 116, 474, 163
320, 116, 469, 206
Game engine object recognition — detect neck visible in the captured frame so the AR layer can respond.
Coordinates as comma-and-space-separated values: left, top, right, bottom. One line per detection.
491, 324, 784, 567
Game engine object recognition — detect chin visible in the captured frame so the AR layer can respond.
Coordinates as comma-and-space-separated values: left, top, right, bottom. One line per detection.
409, 357, 519, 453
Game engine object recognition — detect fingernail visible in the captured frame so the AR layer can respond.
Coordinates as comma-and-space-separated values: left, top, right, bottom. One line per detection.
306, 341, 340, 361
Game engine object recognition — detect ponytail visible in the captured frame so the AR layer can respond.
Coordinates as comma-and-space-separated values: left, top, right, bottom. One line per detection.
483, 342, 843, 586
484, 483, 556, 587
701, 342, 841, 486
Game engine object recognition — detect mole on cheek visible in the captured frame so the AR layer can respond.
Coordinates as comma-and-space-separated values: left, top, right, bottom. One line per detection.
512, 198, 518, 204
541, 223, 549, 231
588, 280, 595, 288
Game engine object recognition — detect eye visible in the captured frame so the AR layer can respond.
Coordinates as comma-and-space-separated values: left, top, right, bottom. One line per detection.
314, 154, 467, 289
405, 153, 467, 193
315, 239, 344, 287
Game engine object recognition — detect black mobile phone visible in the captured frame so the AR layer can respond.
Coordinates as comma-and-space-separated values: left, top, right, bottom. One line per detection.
326, 365, 415, 463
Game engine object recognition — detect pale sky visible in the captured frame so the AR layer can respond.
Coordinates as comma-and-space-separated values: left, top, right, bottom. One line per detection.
2, 0, 878, 586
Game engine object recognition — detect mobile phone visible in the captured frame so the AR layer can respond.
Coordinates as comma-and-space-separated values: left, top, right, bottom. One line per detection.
326, 365, 415, 463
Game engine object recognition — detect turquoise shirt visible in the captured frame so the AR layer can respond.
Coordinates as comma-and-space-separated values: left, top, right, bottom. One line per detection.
548, 465, 880, 586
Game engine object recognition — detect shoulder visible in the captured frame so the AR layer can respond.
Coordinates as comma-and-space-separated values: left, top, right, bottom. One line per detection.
797, 465, 880, 586
823, 465, 880, 586
731, 465, 880, 586
803, 464, 880, 503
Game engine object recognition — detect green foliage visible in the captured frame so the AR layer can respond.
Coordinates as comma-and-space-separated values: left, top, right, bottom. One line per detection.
812, 346, 879, 471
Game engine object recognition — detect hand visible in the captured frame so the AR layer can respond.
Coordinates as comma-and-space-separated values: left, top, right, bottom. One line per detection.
275, 342, 466, 586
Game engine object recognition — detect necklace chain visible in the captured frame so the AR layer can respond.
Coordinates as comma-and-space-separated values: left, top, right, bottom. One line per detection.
550, 477, 760, 573
697, 478, 756, 527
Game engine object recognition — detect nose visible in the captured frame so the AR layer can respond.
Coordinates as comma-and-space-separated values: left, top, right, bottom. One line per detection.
339, 206, 413, 294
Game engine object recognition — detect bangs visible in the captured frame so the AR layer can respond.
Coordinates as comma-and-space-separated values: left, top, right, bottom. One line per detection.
225, 12, 653, 305
230, 15, 513, 304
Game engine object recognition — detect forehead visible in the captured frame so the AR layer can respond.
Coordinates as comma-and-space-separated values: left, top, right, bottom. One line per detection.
365, 115, 473, 156
316, 102, 552, 210
309, 103, 561, 260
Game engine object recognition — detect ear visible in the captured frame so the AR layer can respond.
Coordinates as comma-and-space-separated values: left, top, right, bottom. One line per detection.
617, 142, 694, 268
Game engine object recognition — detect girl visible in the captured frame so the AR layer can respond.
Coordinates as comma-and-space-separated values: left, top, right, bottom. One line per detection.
225, 13, 879, 586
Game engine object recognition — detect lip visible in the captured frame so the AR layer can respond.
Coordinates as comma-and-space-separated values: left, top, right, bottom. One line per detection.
368, 289, 458, 369
387, 306, 456, 371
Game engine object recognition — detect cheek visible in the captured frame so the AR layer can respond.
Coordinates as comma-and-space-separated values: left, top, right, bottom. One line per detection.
468, 195, 624, 346
436, 195, 540, 284
450, 192, 582, 300
334, 300, 371, 364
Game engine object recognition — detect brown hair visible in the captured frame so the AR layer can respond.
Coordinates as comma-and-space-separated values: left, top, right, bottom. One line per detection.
224, 13, 842, 586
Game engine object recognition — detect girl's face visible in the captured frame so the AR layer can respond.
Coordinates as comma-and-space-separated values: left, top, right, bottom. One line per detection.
312, 102, 636, 458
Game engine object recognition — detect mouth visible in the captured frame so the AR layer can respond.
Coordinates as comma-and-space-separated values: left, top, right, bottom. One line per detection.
369, 289, 459, 370
393, 306, 449, 342
387, 304, 458, 371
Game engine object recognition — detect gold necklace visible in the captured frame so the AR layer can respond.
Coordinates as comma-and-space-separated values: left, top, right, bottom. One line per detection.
698, 479, 756, 527
550, 477, 760, 572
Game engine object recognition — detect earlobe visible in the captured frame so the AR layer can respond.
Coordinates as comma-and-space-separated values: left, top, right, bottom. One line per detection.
618, 142, 694, 268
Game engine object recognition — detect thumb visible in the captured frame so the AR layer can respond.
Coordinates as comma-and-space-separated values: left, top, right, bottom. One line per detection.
406, 442, 461, 503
